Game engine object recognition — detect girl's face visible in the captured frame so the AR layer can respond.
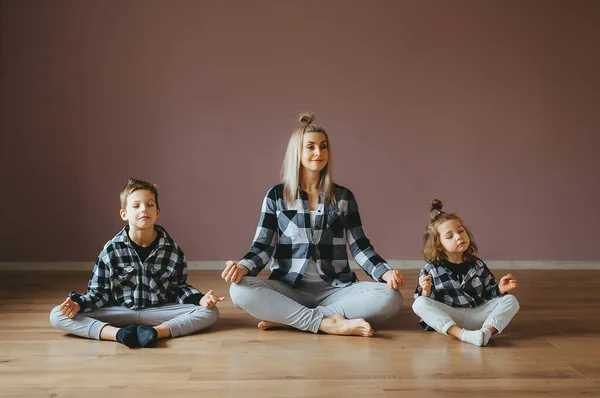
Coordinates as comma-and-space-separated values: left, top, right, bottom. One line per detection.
300, 132, 328, 173
437, 219, 470, 260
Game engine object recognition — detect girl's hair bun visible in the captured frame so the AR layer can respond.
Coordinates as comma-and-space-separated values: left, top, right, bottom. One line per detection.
429, 199, 443, 219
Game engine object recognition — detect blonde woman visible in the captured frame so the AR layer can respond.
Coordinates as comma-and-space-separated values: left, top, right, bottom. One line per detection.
222, 113, 405, 337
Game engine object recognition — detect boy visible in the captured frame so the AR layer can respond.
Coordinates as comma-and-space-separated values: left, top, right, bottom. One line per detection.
49, 178, 224, 348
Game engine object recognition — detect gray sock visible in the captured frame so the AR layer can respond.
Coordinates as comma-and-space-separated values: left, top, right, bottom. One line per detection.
115, 325, 139, 348
136, 325, 158, 347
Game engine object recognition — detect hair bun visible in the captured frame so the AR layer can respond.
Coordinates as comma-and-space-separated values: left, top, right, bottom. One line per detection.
299, 113, 315, 125
429, 199, 443, 219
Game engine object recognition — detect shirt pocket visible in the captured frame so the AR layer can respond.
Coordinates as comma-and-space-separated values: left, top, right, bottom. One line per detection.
114, 265, 136, 286
150, 261, 175, 280
276, 210, 300, 239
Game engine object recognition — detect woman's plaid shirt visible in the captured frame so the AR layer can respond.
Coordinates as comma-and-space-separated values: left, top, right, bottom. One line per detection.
413, 257, 504, 330
69, 225, 202, 312
238, 184, 391, 287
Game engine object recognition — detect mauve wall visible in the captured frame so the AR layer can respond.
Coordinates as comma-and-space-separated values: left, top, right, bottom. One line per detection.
1, 0, 599, 263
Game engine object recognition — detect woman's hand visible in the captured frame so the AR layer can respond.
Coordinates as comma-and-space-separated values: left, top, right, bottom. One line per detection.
59, 297, 81, 318
381, 269, 406, 290
221, 261, 249, 284
419, 274, 433, 296
199, 289, 225, 309
498, 274, 518, 294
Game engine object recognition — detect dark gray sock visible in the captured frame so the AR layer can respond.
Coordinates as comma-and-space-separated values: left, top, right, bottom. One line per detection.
115, 325, 139, 348
136, 325, 158, 347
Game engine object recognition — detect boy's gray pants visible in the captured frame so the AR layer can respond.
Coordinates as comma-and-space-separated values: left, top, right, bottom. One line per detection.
229, 276, 403, 333
412, 294, 520, 334
49, 303, 219, 339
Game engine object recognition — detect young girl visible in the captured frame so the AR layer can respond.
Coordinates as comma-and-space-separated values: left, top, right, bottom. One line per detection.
412, 199, 520, 346
221, 113, 405, 337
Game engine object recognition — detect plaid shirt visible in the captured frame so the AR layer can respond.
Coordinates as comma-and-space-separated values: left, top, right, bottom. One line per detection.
69, 225, 202, 312
238, 184, 391, 287
413, 257, 503, 330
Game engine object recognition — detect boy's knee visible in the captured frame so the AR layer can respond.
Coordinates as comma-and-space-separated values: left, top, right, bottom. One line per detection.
49, 306, 64, 328
202, 306, 220, 326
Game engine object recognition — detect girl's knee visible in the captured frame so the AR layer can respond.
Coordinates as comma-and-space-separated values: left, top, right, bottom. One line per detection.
503, 294, 520, 311
412, 295, 425, 312
49, 306, 64, 328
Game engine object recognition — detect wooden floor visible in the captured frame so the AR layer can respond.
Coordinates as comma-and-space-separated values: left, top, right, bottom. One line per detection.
1, 270, 599, 398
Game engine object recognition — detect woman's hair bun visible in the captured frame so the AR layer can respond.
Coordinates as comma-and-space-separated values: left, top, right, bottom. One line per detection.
299, 113, 315, 125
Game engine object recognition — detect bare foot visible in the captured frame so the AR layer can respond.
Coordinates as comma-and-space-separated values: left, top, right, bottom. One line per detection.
318, 314, 373, 337
257, 320, 287, 330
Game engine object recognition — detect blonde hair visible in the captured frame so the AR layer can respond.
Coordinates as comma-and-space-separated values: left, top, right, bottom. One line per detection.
423, 199, 478, 264
119, 178, 159, 209
282, 113, 336, 207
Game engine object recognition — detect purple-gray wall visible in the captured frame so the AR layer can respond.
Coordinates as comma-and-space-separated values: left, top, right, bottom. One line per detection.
1, 0, 599, 262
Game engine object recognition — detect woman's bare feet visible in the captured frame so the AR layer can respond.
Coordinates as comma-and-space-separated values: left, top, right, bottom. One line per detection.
257, 320, 287, 330
318, 314, 373, 337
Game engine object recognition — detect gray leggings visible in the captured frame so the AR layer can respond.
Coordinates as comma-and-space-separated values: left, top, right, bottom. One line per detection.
229, 277, 403, 333
49, 303, 219, 340
412, 294, 520, 335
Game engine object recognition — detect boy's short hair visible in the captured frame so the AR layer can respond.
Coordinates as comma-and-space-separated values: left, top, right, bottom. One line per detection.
120, 178, 159, 209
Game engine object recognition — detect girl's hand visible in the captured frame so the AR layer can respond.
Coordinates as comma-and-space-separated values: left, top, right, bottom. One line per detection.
419, 274, 433, 296
498, 273, 518, 294
221, 261, 249, 284
381, 269, 406, 290
59, 297, 80, 318
199, 289, 225, 309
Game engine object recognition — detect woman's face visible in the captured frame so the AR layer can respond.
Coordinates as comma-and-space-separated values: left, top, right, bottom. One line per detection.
300, 132, 328, 173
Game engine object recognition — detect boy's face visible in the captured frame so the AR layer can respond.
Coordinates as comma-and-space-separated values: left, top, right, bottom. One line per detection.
119, 189, 160, 230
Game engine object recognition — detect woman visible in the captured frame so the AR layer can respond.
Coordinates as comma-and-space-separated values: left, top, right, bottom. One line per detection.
222, 113, 405, 337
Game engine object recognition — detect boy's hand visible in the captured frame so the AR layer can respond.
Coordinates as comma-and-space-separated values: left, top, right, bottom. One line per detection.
381, 269, 406, 290
59, 297, 80, 318
498, 274, 518, 294
419, 274, 433, 296
221, 261, 249, 284
200, 289, 225, 309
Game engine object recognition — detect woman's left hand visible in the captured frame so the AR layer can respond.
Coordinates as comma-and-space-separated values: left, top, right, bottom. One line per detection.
381, 269, 406, 290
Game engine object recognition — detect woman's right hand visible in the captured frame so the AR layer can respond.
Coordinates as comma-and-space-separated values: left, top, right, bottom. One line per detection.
419, 274, 432, 296
221, 261, 249, 284
59, 297, 81, 318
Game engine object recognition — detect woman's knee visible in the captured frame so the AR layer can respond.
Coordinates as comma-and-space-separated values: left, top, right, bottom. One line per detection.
229, 277, 257, 308
389, 290, 403, 316
375, 288, 403, 318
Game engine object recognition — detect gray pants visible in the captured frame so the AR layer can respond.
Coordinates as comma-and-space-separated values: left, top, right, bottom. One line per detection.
412, 294, 519, 335
229, 277, 403, 333
49, 303, 219, 340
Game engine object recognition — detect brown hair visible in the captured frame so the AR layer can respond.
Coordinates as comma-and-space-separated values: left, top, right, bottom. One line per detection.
281, 113, 336, 207
119, 178, 159, 209
423, 199, 477, 264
